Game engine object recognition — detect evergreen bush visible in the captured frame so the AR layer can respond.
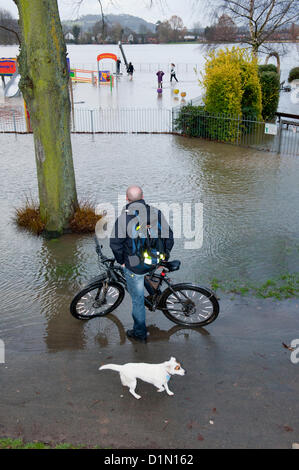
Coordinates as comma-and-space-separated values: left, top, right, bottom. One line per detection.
288, 67, 299, 82
258, 69, 280, 121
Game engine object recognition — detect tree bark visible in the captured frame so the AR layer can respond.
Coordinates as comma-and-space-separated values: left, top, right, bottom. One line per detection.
14, 0, 78, 237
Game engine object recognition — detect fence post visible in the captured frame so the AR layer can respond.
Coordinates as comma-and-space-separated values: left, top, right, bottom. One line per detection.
277, 121, 282, 154
12, 110, 17, 139
90, 109, 94, 141
171, 107, 175, 133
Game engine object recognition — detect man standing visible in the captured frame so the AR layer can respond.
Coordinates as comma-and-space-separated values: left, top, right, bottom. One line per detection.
127, 62, 134, 80
110, 186, 174, 342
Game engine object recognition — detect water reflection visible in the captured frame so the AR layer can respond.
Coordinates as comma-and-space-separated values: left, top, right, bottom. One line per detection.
35, 234, 95, 352
1, 133, 299, 355
171, 136, 299, 283
93, 317, 210, 348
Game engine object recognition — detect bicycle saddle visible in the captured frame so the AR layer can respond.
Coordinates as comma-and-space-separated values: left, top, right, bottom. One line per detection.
160, 260, 181, 272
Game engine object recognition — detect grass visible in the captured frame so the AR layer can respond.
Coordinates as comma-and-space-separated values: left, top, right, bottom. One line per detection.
14, 198, 102, 235
0, 437, 97, 449
14, 197, 46, 235
210, 273, 299, 300
69, 200, 102, 234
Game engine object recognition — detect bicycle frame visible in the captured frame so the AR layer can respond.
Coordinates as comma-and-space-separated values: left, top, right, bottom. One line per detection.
70, 237, 219, 326
93, 236, 199, 313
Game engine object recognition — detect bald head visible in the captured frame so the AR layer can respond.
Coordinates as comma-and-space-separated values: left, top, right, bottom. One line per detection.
126, 185, 143, 203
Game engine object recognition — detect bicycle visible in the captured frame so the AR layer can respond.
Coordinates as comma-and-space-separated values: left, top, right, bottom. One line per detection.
70, 236, 220, 327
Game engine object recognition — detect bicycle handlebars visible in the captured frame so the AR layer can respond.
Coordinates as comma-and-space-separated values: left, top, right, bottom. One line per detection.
94, 235, 116, 264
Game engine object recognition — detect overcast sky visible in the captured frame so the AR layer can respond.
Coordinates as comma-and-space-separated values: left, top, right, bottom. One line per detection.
3, 0, 213, 28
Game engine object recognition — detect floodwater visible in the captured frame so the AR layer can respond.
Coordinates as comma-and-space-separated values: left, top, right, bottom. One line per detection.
1, 44, 299, 449
1, 43, 298, 112
0, 42, 298, 353
0, 132, 299, 354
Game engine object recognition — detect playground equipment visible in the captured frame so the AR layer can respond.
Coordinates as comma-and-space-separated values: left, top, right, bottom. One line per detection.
157, 88, 162, 94
181, 92, 186, 97
70, 68, 98, 84
173, 89, 179, 95
0, 58, 21, 98
118, 41, 129, 71
97, 53, 117, 86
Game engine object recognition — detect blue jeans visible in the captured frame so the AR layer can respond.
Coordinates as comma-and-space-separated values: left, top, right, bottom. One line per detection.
124, 267, 147, 339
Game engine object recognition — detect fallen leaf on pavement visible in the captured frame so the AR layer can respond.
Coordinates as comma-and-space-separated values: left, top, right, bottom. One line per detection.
283, 425, 294, 432
282, 342, 295, 351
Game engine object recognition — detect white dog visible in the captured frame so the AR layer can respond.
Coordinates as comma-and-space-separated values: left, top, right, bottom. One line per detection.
99, 357, 185, 399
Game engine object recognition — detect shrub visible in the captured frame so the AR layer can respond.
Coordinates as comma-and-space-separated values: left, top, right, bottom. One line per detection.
258, 70, 280, 121
174, 105, 244, 142
240, 60, 263, 120
174, 105, 206, 137
69, 200, 102, 233
288, 67, 299, 82
14, 198, 102, 235
200, 47, 262, 141
14, 197, 46, 235
201, 47, 243, 117
258, 64, 278, 74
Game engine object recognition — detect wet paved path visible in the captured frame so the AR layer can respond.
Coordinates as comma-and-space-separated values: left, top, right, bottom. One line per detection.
1, 295, 299, 449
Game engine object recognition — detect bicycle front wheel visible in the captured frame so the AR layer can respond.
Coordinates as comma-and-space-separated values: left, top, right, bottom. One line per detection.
160, 283, 219, 327
70, 281, 125, 320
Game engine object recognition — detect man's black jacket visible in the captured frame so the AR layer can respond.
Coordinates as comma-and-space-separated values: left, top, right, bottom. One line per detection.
109, 199, 174, 274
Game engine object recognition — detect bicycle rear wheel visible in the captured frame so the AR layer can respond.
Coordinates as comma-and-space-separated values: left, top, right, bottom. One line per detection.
160, 283, 219, 327
70, 281, 125, 320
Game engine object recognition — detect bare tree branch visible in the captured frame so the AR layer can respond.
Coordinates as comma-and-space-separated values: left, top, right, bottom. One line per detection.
218, 0, 299, 54
0, 23, 20, 44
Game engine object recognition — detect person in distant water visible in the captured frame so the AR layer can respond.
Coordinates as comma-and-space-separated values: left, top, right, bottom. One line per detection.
116, 57, 121, 74
170, 63, 178, 83
156, 70, 164, 89
127, 62, 134, 80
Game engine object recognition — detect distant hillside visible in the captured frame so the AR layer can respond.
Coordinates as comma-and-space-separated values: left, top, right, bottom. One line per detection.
63, 14, 156, 34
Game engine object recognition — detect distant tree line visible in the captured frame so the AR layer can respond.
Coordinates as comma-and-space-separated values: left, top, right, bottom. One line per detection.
62, 12, 299, 45
62, 15, 189, 45
0, 5, 297, 46
0, 8, 20, 44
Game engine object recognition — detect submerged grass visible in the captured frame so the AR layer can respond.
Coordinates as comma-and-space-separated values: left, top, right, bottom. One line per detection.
210, 273, 299, 300
69, 200, 102, 234
14, 197, 46, 235
14, 198, 102, 235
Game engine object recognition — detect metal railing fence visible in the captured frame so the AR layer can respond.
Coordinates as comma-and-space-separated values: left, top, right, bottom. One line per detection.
1, 104, 298, 157
72, 107, 172, 133
172, 106, 299, 156
71, 62, 201, 74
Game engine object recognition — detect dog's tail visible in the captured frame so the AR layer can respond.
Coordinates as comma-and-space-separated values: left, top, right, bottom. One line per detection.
99, 364, 123, 372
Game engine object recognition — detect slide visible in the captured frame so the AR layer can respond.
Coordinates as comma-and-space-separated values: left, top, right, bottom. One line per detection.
4, 73, 21, 98
118, 41, 129, 70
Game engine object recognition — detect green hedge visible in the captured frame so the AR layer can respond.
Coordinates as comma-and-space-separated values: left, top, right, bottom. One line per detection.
174, 105, 206, 137
174, 105, 242, 142
258, 64, 278, 74
288, 67, 299, 82
258, 68, 280, 121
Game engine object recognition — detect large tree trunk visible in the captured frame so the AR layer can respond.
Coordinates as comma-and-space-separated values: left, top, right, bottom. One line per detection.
14, 0, 78, 237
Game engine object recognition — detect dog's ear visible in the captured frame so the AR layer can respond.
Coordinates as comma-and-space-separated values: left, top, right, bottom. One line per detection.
170, 356, 176, 362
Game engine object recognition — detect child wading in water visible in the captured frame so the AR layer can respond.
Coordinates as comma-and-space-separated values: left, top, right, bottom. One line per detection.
170, 63, 178, 83
156, 70, 164, 88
